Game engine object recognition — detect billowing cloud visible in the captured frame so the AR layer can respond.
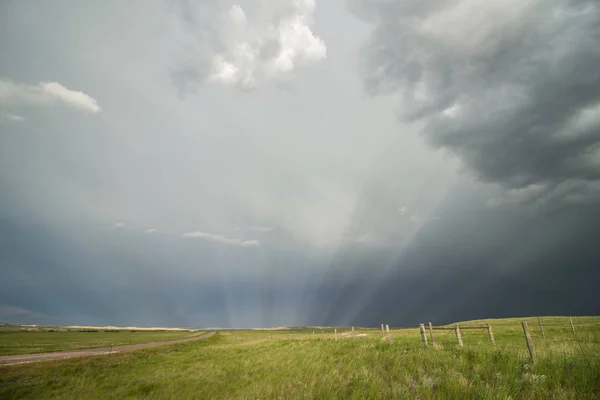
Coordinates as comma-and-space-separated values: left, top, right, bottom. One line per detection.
2, 0, 599, 329
0, 78, 102, 113
351, 0, 600, 210
182, 230, 261, 247
172, 0, 327, 91
487, 179, 600, 212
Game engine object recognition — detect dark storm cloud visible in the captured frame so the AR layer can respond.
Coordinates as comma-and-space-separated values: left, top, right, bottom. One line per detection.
350, 0, 600, 209
351, 201, 600, 326
305, 182, 600, 327
0, 219, 322, 328
4, 0, 599, 330
332, 0, 600, 325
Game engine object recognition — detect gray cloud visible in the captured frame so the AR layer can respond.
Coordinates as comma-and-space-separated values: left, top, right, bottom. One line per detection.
0, 112, 25, 123
3, 0, 598, 330
351, 0, 600, 210
0, 305, 46, 323
245, 226, 275, 233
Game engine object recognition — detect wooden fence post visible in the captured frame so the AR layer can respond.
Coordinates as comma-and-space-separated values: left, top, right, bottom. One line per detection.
569, 317, 576, 335
335, 328, 337, 341
428, 322, 435, 345
386, 325, 391, 342
522, 321, 535, 362
487, 324, 495, 345
352, 326, 355, 340
419, 324, 428, 346
381, 324, 384, 338
455, 324, 463, 347
537, 317, 545, 339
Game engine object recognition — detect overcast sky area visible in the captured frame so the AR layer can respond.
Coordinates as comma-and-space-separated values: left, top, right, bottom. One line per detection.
1, 0, 599, 328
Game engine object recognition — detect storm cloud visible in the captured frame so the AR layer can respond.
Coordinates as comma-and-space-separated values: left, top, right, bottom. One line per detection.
1, 0, 599, 328
351, 0, 600, 211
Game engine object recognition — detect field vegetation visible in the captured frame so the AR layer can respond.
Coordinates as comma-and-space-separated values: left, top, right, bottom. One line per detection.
1, 317, 598, 399
0, 327, 204, 356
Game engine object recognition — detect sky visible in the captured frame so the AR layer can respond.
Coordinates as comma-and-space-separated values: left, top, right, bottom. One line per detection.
1, 0, 599, 328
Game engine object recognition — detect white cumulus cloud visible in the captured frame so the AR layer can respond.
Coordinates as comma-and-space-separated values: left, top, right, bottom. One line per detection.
0, 78, 102, 114
39, 82, 102, 113
173, 0, 327, 90
182, 230, 261, 247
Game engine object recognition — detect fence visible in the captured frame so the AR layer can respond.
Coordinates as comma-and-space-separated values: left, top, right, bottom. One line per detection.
417, 316, 600, 363
251, 317, 598, 364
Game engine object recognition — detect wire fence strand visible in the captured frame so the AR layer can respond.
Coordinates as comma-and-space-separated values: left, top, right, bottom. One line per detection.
415, 318, 598, 362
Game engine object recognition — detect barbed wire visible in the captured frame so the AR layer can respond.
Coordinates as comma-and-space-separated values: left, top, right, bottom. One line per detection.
531, 337, 600, 345
435, 322, 597, 328
421, 341, 600, 359
295, 321, 598, 362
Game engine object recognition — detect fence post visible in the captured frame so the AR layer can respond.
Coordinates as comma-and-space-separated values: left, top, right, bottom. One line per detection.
352, 326, 355, 340
381, 324, 384, 338
569, 317, 576, 335
487, 324, 495, 345
419, 324, 428, 346
522, 321, 535, 362
386, 325, 391, 342
313, 331, 314, 338
537, 317, 545, 339
428, 322, 435, 345
455, 324, 463, 347
335, 328, 337, 341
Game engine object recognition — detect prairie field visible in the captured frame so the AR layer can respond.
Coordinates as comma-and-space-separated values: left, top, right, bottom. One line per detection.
0, 317, 599, 399
0, 328, 203, 356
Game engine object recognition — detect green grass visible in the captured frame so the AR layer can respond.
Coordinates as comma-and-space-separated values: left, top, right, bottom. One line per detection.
0, 330, 204, 356
1, 317, 599, 399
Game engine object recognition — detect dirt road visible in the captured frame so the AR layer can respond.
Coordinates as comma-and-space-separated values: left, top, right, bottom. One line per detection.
0, 331, 215, 366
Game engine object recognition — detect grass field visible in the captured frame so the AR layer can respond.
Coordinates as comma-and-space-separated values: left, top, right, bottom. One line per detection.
0, 329, 204, 356
1, 317, 599, 399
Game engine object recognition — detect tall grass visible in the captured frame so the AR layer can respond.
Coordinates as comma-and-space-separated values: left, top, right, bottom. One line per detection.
0, 331, 204, 356
1, 317, 599, 399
